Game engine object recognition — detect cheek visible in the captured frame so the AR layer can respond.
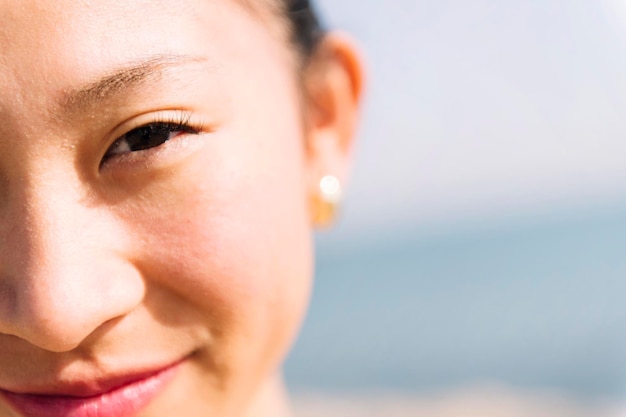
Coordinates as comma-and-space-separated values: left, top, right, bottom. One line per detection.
113, 122, 313, 373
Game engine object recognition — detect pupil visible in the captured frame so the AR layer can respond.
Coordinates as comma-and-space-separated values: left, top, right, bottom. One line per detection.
127, 125, 171, 152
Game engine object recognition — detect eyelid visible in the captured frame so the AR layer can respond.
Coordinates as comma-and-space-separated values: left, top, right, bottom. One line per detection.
142, 110, 198, 133
107, 109, 207, 143
125, 110, 202, 134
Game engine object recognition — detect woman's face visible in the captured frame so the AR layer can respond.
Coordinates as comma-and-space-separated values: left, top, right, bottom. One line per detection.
0, 1, 362, 416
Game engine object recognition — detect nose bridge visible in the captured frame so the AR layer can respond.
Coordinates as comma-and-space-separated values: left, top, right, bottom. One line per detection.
0, 171, 144, 352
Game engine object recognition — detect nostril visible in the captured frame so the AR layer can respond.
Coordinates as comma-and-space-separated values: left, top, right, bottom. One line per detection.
0, 281, 18, 330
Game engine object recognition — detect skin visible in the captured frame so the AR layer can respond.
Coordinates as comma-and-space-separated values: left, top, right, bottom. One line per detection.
0, 0, 363, 416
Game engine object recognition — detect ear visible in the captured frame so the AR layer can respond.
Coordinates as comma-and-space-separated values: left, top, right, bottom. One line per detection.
302, 32, 365, 224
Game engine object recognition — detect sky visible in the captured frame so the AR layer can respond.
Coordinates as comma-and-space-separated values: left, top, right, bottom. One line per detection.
314, 0, 626, 238
287, 2, 626, 397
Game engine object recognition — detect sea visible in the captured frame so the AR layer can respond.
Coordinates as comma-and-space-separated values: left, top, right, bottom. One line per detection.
285, 201, 626, 403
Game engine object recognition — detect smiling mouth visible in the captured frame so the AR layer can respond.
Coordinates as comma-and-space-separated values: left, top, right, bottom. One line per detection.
0, 361, 183, 417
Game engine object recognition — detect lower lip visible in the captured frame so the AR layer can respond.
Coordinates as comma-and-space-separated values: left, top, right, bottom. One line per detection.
1, 364, 180, 417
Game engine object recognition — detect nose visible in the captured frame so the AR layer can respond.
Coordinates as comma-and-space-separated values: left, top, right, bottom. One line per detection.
0, 176, 145, 352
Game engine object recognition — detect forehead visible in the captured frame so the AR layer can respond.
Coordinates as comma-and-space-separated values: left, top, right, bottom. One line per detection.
1, 1, 205, 68
0, 0, 285, 117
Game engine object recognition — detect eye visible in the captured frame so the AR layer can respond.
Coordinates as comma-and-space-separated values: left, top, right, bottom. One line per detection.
104, 119, 199, 160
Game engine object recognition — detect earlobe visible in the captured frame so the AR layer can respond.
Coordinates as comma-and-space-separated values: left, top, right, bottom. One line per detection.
303, 32, 365, 227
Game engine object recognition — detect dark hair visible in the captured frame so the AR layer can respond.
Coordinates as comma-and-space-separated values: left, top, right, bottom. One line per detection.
284, 0, 324, 58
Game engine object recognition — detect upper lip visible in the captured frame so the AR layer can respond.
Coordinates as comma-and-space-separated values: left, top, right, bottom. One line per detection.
0, 359, 184, 398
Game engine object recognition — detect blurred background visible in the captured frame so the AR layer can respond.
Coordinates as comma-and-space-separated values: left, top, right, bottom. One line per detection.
285, 1, 626, 415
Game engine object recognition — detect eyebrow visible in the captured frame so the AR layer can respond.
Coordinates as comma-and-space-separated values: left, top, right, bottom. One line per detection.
60, 54, 209, 113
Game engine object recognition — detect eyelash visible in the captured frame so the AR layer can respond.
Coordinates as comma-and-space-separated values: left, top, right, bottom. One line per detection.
103, 111, 203, 162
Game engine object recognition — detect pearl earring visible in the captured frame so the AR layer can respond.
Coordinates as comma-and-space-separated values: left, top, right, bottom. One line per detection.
312, 175, 342, 227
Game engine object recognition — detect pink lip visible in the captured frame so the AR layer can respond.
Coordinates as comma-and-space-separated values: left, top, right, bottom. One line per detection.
0, 363, 181, 417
